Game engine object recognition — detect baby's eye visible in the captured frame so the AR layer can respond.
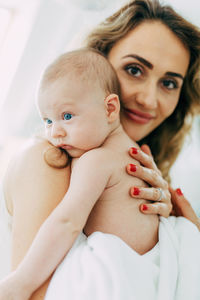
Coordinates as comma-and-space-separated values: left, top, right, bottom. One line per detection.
125, 65, 143, 77
45, 118, 52, 125
64, 113, 73, 120
162, 79, 178, 90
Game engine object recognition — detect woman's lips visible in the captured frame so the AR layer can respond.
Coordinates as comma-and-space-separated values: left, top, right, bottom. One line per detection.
124, 108, 154, 124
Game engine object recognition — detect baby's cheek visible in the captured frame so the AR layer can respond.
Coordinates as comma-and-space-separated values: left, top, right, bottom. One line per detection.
45, 130, 50, 139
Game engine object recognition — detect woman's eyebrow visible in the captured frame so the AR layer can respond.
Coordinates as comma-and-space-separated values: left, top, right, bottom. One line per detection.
122, 54, 184, 80
165, 71, 184, 81
122, 54, 153, 69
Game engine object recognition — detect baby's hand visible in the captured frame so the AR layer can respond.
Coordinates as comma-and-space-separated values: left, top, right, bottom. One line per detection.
0, 273, 29, 300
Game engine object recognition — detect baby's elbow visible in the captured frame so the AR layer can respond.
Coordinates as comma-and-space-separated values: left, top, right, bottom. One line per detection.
58, 215, 82, 236
65, 219, 80, 235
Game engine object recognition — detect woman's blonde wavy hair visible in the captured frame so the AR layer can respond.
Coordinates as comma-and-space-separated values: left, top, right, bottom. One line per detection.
85, 0, 200, 182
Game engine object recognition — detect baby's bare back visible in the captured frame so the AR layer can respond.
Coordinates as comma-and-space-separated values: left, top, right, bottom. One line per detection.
84, 127, 159, 255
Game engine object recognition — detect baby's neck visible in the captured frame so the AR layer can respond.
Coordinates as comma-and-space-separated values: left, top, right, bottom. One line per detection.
103, 123, 136, 150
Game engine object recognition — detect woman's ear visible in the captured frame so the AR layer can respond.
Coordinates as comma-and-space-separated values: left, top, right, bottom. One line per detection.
104, 94, 120, 123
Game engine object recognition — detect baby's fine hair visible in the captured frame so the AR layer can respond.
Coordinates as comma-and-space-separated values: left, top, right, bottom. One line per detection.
40, 48, 120, 97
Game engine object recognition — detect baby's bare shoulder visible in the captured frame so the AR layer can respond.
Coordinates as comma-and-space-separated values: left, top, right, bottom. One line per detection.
79, 147, 115, 165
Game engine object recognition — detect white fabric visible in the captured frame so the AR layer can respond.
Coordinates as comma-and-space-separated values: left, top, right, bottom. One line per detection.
45, 217, 200, 300
0, 186, 200, 299
0, 183, 12, 279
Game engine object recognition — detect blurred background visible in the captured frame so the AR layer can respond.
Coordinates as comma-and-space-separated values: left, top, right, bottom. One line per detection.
0, 0, 199, 216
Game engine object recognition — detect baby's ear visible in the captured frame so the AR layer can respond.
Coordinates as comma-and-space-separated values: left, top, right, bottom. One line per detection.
104, 94, 120, 123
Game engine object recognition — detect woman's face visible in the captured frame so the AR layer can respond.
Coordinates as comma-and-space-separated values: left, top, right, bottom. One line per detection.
108, 21, 190, 141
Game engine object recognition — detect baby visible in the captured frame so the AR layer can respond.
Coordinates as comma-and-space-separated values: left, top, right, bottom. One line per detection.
0, 48, 159, 300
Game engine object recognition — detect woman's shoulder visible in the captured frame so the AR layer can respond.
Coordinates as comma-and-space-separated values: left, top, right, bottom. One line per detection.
5, 136, 69, 175
3, 137, 71, 215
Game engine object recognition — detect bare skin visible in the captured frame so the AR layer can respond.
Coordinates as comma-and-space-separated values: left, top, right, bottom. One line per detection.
3, 138, 70, 299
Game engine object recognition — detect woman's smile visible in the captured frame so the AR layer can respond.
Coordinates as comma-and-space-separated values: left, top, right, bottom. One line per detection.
123, 107, 155, 124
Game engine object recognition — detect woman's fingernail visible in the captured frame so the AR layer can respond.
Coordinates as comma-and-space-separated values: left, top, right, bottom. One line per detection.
133, 187, 140, 196
131, 147, 138, 155
129, 164, 137, 172
141, 204, 148, 211
176, 188, 183, 196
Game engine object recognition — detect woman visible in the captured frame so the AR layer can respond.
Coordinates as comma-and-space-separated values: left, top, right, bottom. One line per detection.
2, 0, 200, 299
85, 0, 200, 221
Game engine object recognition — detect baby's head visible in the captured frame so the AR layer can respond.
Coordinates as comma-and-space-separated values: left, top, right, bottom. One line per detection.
37, 48, 121, 158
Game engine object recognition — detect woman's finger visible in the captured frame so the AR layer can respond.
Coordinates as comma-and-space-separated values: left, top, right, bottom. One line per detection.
126, 164, 168, 189
130, 186, 171, 203
139, 202, 172, 218
140, 144, 152, 156
129, 147, 159, 172
170, 187, 200, 231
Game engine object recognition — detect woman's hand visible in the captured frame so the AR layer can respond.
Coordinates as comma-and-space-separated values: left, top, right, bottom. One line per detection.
127, 144, 172, 217
170, 187, 200, 231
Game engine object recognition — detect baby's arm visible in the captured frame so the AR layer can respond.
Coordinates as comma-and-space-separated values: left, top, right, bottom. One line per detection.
5, 149, 111, 299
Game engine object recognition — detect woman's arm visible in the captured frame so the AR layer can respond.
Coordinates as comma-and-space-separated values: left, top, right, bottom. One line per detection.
3, 138, 71, 300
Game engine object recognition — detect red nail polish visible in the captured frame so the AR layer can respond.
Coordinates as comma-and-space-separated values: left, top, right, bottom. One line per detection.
131, 147, 138, 155
133, 187, 140, 196
129, 164, 137, 172
176, 188, 183, 196
142, 204, 148, 211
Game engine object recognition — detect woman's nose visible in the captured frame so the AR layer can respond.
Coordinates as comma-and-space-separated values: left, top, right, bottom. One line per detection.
51, 122, 66, 138
135, 82, 158, 110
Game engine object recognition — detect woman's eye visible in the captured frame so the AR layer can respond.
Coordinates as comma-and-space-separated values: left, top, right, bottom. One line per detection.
125, 65, 142, 77
162, 79, 178, 90
45, 119, 52, 125
64, 113, 73, 120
